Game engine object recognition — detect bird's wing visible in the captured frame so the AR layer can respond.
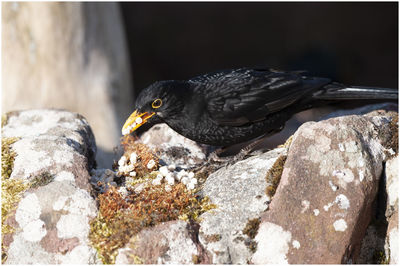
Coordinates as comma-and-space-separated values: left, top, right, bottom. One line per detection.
193, 68, 329, 126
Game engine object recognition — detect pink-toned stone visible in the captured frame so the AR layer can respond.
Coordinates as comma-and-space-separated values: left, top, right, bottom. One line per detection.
252, 111, 397, 264
115, 220, 211, 264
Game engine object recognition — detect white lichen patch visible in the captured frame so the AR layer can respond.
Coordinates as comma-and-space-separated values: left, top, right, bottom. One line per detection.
1, 110, 79, 138
10, 139, 52, 180
332, 169, 354, 187
323, 194, 350, 212
301, 200, 310, 213
338, 143, 345, 152
54, 171, 75, 182
323, 202, 334, 212
53, 150, 74, 166
160, 221, 199, 264
15, 193, 42, 228
313, 209, 320, 216
314, 135, 332, 153
252, 222, 291, 264
53, 196, 69, 211
386, 156, 399, 207
333, 219, 348, 232
365, 138, 385, 177
388, 227, 399, 264
328, 180, 339, 191
15, 193, 47, 242
57, 214, 90, 239
56, 244, 98, 264
344, 141, 358, 153
358, 170, 365, 182
62, 189, 97, 216
292, 240, 300, 249
22, 219, 47, 242
335, 194, 350, 210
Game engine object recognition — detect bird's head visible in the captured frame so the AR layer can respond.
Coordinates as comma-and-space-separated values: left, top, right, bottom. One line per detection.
122, 81, 187, 136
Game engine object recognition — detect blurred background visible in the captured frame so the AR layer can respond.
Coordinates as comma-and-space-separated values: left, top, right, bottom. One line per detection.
122, 2, 398, 90
2, 2, 398, 167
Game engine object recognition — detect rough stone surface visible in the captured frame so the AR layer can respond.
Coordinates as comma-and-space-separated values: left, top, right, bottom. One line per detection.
2, 109, 99, 264
115, 220, 206, 264
252, 110, 397, 264
385, 156, 399, 264
3, 107, 397, 264
139, 123, 208, 168
198, 148, 287, 264
2, 2, 134, 168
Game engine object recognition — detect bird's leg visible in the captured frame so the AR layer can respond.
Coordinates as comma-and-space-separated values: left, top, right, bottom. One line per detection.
207, 147, 230, 163
228, 137, 267, 165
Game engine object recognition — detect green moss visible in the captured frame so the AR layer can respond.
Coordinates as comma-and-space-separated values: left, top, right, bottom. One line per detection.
203, 234, 222, 243
89, 183, 216, 264
1, 114, 8, 128
1, 137, 29, 263
243, 218, 261, 253
278, 135, 293, 149
30, 172, 55, 188
192, 254, 199, 264
243, 218, 261, 239
90, 138, 217, 264
2, 137, 19, 180
265, 155, 287, 198
374, 250, 389, 264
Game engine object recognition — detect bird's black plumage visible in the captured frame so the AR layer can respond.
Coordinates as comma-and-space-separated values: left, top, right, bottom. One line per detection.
124, 68, 398, 146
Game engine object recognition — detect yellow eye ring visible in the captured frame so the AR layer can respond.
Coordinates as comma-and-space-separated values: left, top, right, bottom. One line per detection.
152, 98, 162, 109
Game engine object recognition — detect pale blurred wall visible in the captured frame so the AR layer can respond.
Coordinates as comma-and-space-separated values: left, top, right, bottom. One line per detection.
2, 2, 134, 168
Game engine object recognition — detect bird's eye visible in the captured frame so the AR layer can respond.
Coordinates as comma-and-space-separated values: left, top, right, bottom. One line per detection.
152, 98, 162, 109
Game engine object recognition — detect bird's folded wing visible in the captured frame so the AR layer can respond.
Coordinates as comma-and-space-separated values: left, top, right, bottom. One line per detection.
202, 68, 325, 126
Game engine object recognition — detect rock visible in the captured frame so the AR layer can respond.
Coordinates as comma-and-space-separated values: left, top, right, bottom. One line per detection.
385, 156, 399, 264
2, 2, 134, 168
115, 220, 208, 264
385, 210, 399, 265
2, 110, 96, 185
252, 110, 397, 264
4, 106, 395, 264
139, 123, 207, 169
198, 148, 287, 264
2, 109, 99, 264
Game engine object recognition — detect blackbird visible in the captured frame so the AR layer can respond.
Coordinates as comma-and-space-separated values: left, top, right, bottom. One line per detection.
122, 68, 398, 147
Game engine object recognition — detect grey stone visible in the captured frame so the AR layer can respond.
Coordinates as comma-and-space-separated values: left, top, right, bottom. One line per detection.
2, 109, 99, 264
115, 220, 207, 264
198, 147, 287, 264
139, 123, 208, 169
385, 156, 399, 264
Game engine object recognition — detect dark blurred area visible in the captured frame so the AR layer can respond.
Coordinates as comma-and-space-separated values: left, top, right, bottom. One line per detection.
120, 2, 398, 151
121, 2, 397, 93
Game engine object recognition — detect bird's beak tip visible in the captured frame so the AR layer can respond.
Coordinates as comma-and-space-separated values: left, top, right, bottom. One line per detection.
122, 110, 155, 136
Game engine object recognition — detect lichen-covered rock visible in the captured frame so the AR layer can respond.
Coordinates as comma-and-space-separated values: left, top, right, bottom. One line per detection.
385, 156, 399, 264
252, 110, 397, 264
139, 123, 207, 168
2, 109, 99, 264
198, 148, 287, 264
115, 220, 208, 264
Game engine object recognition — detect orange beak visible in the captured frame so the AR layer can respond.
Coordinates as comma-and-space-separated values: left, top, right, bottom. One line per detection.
122, 110, 155, 135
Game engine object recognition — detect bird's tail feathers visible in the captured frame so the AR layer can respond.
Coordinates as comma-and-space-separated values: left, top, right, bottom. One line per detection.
313, 84, 398, 101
